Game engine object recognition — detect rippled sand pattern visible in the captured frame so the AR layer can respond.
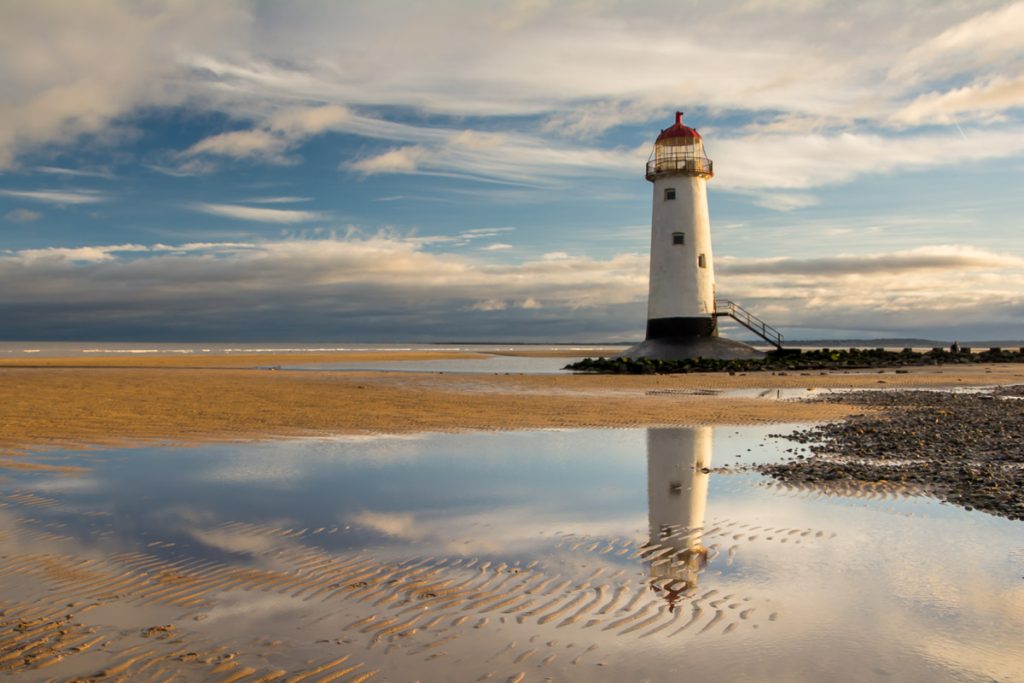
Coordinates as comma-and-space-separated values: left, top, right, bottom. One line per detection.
0, 496, 837, 681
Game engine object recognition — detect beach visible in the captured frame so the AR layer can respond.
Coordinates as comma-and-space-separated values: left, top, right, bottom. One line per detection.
3, 351, 1024, 460
2, 350, 1023, 681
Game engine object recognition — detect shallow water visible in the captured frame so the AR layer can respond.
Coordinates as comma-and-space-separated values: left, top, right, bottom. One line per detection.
1, 427, 1021, 681
0, 341, 625, 359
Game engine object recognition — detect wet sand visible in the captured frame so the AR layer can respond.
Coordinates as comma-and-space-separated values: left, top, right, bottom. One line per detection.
2, 351, 1023, 461
2, 353, 1023, 680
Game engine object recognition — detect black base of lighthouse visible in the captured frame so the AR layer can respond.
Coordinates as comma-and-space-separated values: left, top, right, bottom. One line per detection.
645, 316, 717, 339
625, 316, 763, 361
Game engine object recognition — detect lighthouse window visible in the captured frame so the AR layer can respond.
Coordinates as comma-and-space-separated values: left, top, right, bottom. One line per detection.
672, 232, 685, 245
664, 188, 676, 201
698, 253, 707, 268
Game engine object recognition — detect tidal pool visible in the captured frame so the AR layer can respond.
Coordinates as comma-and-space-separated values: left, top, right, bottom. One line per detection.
1, 427, 1021, 681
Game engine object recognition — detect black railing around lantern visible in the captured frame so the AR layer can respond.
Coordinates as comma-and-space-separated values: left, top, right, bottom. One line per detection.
646, 153, 714, 180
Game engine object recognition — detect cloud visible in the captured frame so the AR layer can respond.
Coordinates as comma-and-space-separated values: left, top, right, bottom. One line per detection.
4, 209, 42, 223
190, 202, 324, 224
14, 244, 149, 264
0, 238, 1020, 341
350, 146, 428, 174
0, 189, 107, 205
185, 129, 290, 162
0, 0, 245, 170
481, 243, 513, 251
347, 133, 640, 186
471, 299, 508, 312
888, 2, 1024, 86
717, 246, 1024, 277
242, 196, 312, 204
711, 126, 1024, 192
0, 235, 647, 340
3, 1, 1023, 189
181, 104, 352, 165
34, 165, 115, 179
892, 75, 1024, 126
715, 246, 1024, 337
745, 192, 819, 212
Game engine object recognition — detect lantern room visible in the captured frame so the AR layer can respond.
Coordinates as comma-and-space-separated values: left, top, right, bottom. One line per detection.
645, 112, 713, 181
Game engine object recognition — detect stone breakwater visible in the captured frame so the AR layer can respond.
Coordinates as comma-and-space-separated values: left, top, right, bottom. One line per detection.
759, 386, 1024, 521
566, 347, 1024, 374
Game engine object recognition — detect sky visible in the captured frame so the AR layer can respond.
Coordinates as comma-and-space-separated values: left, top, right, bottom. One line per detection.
1, 0, 1023, 343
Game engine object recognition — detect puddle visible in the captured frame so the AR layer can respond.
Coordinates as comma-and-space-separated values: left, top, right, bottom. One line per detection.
1, 427, 1021, 681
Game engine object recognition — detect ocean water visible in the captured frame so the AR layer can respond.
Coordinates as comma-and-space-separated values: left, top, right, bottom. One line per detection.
1, 426, 1020, 681
0, 341, 628, 358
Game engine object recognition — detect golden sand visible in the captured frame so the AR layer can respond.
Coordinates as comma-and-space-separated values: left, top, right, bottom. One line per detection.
1, 352, 1022, 679
2, 351, 1022, 461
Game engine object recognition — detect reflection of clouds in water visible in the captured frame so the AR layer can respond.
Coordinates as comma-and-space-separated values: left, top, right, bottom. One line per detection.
197, 593, 307, 625
351, 511, 418, 539
696, 492, 1024, 682
186, 526, 287, 556
21, 477, 101, 493
2, 429, 1022, 681
349, 508, 644, 556
198, 434, 450, 484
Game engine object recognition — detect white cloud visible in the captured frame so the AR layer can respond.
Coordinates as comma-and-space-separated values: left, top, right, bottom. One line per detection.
481, 243, 513, 251
190, 202, 324, 224
471, 299, 508, 312
3, 237, 1018, 340
242, 196, 311, 204
350, 146, 428, 174
888, 2, 1024, 86
746, 192, 820, 212
34, 166, 115, 179
712, 126, 1024, 192
181, 104, 352, 165
892, 75, 1024, 126
1, 0, 1022, 193
4, 209, 42, 222
185, 129, 290, 162
0, 189, 107, 204
346, 132, 640, 186
716, 245, 1024, 336
0, 0, 245, 170
15, 244, 148, 264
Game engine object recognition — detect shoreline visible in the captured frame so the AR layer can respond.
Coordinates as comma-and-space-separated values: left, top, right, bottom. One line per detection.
3, 352, 1024, 464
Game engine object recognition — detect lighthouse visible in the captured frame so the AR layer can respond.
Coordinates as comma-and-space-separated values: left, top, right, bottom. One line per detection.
624, 112, 766, 360
646, 427, 712, 609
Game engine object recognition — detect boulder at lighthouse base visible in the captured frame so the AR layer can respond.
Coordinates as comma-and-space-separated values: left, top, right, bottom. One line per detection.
623, 335, 764, 361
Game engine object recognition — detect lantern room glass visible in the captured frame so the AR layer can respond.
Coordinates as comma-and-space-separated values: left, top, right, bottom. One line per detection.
646, 136, 713, 180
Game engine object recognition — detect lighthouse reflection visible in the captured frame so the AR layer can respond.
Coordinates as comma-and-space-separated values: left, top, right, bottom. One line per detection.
646, 427, 712, 611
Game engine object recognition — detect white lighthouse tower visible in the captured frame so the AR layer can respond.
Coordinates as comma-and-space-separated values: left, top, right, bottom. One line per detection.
625, 112, 766, 360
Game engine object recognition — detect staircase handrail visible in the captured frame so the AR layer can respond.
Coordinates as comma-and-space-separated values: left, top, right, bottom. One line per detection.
713, 299, 784, 349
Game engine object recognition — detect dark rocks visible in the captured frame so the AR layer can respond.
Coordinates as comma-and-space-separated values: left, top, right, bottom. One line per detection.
565, 347, 1024, 374
758, 385, 1024, 521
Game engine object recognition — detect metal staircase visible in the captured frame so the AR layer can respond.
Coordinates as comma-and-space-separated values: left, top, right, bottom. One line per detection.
714, 300, 784, 350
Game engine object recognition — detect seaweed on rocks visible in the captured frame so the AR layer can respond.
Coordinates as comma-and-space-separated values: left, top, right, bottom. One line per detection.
758, 385, 1024, 520
565, 347, 1024, 374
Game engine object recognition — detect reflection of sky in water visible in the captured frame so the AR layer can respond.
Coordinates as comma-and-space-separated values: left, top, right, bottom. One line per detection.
2, 426, 1022, 681
281, 354, 587, 374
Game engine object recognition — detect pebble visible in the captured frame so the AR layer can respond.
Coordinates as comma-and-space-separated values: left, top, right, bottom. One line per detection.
759, 386, 1024, 520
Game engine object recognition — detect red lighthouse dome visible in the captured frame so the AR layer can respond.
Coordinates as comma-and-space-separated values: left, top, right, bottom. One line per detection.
655, 111, 703, 143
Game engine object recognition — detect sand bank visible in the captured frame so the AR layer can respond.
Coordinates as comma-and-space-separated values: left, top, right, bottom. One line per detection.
3, 353, 1024, 461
